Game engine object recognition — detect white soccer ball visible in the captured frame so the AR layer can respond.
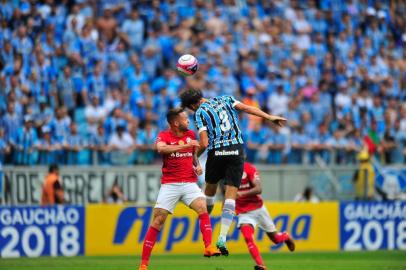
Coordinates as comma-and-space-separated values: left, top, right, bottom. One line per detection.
176, 54, 199, 76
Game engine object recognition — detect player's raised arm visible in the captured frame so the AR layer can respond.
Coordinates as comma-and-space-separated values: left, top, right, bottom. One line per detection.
234, 102, 287, 127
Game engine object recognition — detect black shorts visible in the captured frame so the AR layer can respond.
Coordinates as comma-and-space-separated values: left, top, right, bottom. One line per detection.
205, 144, 244, 188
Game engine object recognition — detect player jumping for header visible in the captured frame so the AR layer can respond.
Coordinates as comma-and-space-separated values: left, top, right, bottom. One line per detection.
139, 108, 220, 270
237, 161, 295, 270
180, 89, 287, 255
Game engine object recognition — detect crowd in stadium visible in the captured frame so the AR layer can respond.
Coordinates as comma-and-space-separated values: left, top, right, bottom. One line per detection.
0, 0, 405, 166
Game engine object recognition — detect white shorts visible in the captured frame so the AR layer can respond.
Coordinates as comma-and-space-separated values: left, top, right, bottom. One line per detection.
237, 205, 276, 233
155, 183, 205, 213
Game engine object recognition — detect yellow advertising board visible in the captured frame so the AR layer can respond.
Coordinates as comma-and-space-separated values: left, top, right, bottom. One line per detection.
86, 202, 339, 255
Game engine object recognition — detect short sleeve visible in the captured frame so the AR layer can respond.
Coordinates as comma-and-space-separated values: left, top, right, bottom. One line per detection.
188, 130, 196, 140
247, 164, 260, 182
156, 132, 167, 145
194, 110, 208, 133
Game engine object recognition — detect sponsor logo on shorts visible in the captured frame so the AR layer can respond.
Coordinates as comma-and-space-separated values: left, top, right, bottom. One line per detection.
214, 150, 239, 156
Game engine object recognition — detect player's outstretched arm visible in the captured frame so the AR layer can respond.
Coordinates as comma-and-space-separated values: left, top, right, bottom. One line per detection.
156, 140, 200, 154
234, 102, 287, 127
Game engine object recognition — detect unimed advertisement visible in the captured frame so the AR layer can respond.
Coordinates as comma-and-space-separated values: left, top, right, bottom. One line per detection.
340, 201, 406, 250
0, 206, 85, 257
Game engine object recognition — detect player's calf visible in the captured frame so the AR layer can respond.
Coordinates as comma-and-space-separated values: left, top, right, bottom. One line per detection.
284, 233, 295, 252
267, 231, 295, 252
206, 196, 215, 214
241, 225, 265, 266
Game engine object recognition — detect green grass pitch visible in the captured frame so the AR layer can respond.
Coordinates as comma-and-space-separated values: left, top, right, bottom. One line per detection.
1, 251, 405, 270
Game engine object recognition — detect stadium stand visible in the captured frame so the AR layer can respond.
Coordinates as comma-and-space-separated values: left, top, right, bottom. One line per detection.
0, 0, 405, 166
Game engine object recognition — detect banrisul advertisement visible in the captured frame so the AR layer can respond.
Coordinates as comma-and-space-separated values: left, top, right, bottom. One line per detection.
0, 206, 85, 257
340, 202, 406, 250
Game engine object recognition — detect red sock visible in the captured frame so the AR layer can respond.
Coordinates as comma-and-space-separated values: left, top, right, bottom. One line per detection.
141, 226, 160, 265
199, 213, 212, 248
241, 225, 264, 266
273, 232, 289, 244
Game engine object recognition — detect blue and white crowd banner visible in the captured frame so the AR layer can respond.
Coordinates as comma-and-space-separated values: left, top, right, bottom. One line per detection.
340, 202, 406, 251
0, 206, 85, 258
0, 167, 3, 201
374, 162, 406, 200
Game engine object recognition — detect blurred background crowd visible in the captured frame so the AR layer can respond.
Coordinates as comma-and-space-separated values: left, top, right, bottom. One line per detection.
0, 0, 405, 166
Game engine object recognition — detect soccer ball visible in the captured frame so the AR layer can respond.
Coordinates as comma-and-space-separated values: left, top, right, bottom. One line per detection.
176, 54, 199, 76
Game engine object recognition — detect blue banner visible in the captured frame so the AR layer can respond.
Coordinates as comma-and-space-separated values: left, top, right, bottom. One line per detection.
0, 206, 85, 257
375, 168, 406, 192
340, 202, 406, 251
0, 167, 2, 200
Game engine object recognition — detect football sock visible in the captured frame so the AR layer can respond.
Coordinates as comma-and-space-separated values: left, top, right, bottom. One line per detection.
273, 232, 289, 244
198, 213, 212, 247
206, 196, 215, 214
241, 225, 264, 266
218, 199, 235, 243
141, 226, 160, 265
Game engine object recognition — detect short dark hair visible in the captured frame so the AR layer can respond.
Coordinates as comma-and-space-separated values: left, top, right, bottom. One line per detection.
49, 164, 59, 173
166, 107, 184, 124
179, 89, 203, 109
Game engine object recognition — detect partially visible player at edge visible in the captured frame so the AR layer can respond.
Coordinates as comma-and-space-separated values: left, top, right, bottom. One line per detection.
180, 89, 287, 255
237, 161, 295, 270
139, 108, 220, 270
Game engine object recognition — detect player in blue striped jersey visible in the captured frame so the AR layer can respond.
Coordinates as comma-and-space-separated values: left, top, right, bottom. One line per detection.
180, 89, 286, 255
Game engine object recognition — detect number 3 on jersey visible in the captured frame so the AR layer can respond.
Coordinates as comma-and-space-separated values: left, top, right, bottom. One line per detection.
219, 111, 231, 132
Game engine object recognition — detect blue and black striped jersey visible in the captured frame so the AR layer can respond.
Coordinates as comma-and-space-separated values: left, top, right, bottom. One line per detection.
194, 95, 244, 150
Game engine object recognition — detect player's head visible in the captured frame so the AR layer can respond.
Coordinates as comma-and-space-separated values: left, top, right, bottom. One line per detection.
180, 89, 203, 111
166, 107, 189, 132
49, 164, 59, 174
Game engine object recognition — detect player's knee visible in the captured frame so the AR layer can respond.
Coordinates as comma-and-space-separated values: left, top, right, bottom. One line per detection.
204, 184, 217, 196
192, 199, 207, 215
152, 211, 167, 229
196, 205, 207, 215
152, 216, 165, 229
